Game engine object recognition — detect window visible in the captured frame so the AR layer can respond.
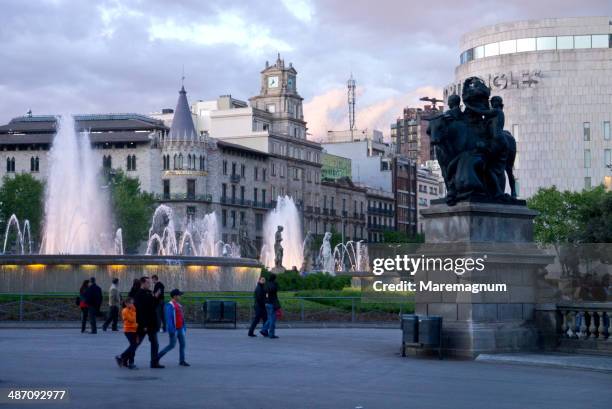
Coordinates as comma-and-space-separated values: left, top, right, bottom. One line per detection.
557, 36, 573, 49
262, 168, 267, 181
584, 149, 591, 168
266, 104, 276, 113
127, 155, 136, 171
255, 214, 263, 231
222, 209, 227, 227
253, 188, 258, 203
605, 149, 611, 168
484, 42, 499, 57
178, 153, 183, 169
516, 38, 536, 52
240, 164, 245, 177
271, 163, 276, 176
187, 206, 196, 222
221, 183, 227, 200
604, 121, 611, 141
231, 162, 237, 176
583, 122, 591, 141
536, 36, 556, 50
592, 34, 609, 48
103, 155, 112, 169
474, 45, 484, 59
231, 210, 236, 228
574, 35, 591, 49
222, 160, 228, 175
30, 156, 39, 172
163, 180, 170, 199
584, 177, 592, 189
187, 179, 195, 200
6, 157, 15, 172
254, 166, 259, 180
262, 189, 266, 204
240, 186, 245, 202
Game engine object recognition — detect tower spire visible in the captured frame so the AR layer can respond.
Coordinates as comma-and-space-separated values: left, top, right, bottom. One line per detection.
347, 73, 356, 140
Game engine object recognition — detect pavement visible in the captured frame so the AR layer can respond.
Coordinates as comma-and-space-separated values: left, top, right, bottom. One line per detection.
0, 328, 610, 409
476, 352, 612, 373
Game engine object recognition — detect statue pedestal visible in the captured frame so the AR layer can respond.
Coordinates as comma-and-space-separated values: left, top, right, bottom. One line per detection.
270, 266, 286, 274
417, 201, 553, 358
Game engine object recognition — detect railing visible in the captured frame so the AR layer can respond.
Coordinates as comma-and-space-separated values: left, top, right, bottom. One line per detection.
155, 193, 212, 202
368, 207, 394, 216
230, 174, 241, 183
0, 293, 414, 324
557, 302, 611, 341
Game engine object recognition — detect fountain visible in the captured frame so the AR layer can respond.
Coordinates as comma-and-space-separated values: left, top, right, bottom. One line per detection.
317, 232, 369, 275
260, 196, 303, 270
0, 115, 261, 293
41, 115, 115, 254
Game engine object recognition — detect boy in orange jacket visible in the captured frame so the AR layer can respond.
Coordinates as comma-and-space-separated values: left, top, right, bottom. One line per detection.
115, 297, 139, 369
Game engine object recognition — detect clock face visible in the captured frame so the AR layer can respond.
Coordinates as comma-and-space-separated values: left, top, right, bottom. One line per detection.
268, 76, 279, 88
287, 77, 294, 89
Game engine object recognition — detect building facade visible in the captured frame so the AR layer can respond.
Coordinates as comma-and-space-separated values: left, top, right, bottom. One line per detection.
445, 16, 612, 197
392, 105, 440, 164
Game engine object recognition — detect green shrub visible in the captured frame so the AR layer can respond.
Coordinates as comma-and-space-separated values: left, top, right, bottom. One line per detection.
261, 268, 351, 291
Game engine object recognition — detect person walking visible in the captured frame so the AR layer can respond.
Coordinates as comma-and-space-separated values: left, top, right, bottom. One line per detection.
261, 273, 281, 339
84, 277, 102, 334
128, 278, 141, 299
152, 275, 166, 332
157, 289, 190, 367
248, 276, 267, 337
134, 276, 164, 368
103, 278, 121, 331
115, 297, 139, 369
78, 280, 90, 333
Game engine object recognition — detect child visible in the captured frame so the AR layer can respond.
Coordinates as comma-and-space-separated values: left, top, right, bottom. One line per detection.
115, 297, 139, 369
157, 289, 189, 366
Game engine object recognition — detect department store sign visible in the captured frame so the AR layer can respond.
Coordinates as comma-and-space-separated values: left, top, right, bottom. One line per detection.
444, 70, 543, 98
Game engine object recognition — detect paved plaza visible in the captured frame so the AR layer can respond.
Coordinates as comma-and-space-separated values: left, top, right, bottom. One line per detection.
0, 328, 610, 409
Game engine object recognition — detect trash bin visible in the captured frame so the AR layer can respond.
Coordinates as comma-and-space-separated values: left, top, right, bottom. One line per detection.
400, 314, 419, 357
418, 315, 442, 359
222, 301, 237, 324
204, 300, 223, 322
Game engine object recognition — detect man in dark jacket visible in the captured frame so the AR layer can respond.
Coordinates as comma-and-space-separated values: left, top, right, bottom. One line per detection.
261, 274, 280, 339
247, 276, 267, 337
134, 276, 164, 368
84, 277, 102, 334
152, 275, 166, 332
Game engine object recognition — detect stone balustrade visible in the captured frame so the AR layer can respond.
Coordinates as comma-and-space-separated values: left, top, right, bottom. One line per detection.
558, 302, 611, 341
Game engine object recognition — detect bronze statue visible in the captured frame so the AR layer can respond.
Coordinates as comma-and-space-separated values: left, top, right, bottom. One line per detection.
427, 77, 519, 205
274, 225, 284, 270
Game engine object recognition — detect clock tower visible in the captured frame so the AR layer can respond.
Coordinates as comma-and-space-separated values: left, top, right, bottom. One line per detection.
249, 54, 306, 139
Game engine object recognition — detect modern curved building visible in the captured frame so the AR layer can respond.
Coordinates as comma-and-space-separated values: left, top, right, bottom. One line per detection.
444, 17, 612, 197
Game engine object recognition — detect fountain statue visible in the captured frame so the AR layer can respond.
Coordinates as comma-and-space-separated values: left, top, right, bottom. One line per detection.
238, 220, 258, 259
319, 232, 335, 275
271, 225, 285, 273
300, 231, 314, 274
260, 195, 303, 269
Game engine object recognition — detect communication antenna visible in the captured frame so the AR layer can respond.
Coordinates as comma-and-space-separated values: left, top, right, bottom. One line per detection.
347, 74, 356, 140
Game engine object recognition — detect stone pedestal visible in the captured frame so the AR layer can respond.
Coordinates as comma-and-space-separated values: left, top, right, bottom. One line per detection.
417, 201, 554, 358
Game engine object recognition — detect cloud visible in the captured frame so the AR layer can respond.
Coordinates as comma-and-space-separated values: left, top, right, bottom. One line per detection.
281, 0, 315, 23
304, 85, 443, 140
148, 12, 293, 55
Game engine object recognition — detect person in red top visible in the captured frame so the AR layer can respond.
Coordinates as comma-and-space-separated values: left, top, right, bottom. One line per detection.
78, 280, 90, 333
157, 289, 189, 367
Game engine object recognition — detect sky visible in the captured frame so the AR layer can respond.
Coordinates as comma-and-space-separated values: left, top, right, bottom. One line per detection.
0, 0, 609, 139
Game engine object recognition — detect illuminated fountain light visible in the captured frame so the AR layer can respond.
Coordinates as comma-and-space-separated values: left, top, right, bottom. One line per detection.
260, 195, 303, 270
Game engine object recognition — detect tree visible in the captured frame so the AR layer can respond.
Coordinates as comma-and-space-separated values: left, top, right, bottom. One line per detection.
0, 174, 45, 248
108, 171, 155, 254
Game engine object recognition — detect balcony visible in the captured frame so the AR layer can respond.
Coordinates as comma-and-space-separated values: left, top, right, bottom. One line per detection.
315, 207, 321, 214
306, 206, 313, 213
230, 174, 241, 183
322, 208, 329, 216
156, 193, 212, 202
330, 209, 336, 216
368, 206, 395, 217
342, 210, 348, 217
220, 197, 252, 207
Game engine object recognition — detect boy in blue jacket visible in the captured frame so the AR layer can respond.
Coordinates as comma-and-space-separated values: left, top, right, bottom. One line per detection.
157, 289, 190, 367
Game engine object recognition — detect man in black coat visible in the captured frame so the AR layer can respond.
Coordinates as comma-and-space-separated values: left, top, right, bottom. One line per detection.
134, 276, 164, 368
247, 276, 267, 337
84, 277, 102, 334
152, 275, 166, 332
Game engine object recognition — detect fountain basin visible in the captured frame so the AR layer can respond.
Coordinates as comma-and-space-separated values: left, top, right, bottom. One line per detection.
0, 255, 262, 293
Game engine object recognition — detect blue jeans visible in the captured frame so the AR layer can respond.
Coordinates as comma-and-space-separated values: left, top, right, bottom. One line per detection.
158, 328, 186, 363
261, 304, 277, 337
